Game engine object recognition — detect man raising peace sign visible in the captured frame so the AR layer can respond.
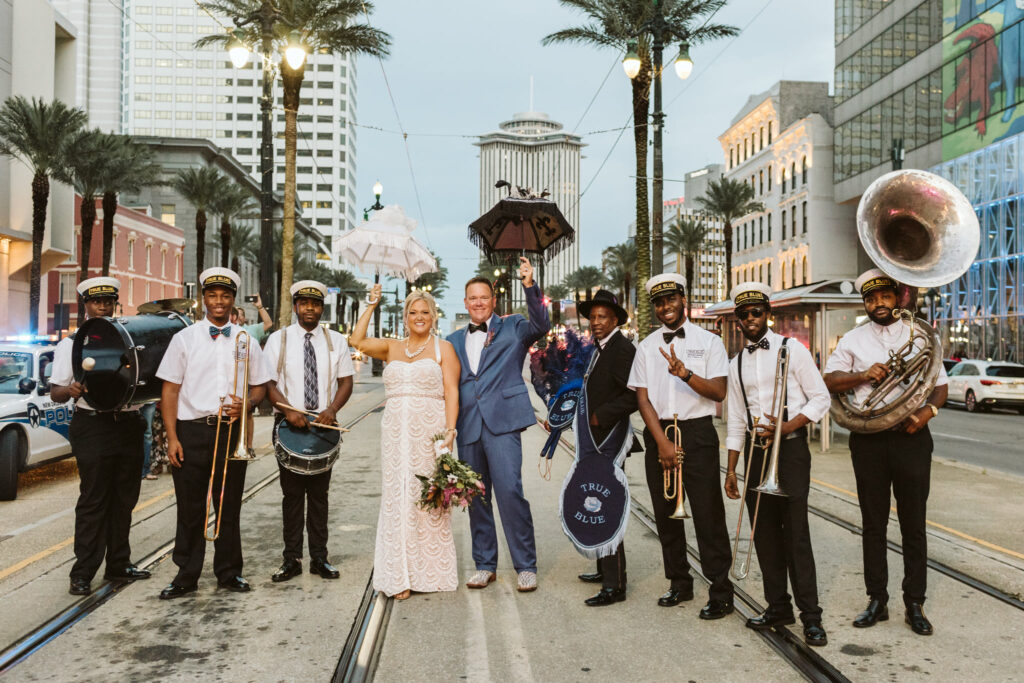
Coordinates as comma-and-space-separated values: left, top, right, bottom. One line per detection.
628, 273, 735, 619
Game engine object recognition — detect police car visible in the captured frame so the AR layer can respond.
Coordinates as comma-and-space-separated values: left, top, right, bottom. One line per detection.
0, 338, 75, 500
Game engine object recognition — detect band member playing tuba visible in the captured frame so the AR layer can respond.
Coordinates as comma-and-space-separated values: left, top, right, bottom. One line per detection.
156, 268, 271, 599
51, 277, 152, 596
264, 280, 355, 582
628, 273, 734, 618
723, 282, 830, 646
823, 269, 948, 635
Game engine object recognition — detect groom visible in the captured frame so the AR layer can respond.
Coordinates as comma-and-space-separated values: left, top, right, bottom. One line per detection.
450, 257, 550, 593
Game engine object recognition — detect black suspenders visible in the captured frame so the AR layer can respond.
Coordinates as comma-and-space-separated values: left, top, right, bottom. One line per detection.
736, 337, 789, 431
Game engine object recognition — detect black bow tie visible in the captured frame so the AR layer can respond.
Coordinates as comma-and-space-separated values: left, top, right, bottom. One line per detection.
746, 337, 770, 354
662, 328, 685, 345
468, 322, 488, 334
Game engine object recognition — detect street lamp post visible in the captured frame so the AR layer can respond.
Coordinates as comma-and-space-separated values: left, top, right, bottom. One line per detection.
623, 0, 693, 276
364, 181, 385, 376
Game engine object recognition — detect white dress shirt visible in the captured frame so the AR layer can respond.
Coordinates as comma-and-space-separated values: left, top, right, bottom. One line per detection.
726, 331, 831, 452
628, 320, 729, 420
465, 316, 493, 375
824, 320, 948, 410
49, 337, 90, 410
156, 318, 271, 420
263, 323, 355, 412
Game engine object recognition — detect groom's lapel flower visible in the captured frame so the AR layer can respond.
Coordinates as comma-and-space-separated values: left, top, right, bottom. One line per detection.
483, 327, 496, 349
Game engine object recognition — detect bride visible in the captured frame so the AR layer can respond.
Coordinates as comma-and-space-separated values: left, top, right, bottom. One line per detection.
350, 284, 461, 599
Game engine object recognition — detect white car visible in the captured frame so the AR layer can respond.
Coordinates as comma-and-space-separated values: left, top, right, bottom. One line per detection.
946, 359, 1024, 414
0, 340, 75, 500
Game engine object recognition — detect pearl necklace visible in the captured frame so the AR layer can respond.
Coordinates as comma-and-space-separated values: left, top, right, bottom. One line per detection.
404, 335, 432, 359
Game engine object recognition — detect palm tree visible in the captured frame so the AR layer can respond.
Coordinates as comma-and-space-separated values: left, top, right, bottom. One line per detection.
0, 96, 87, 334
171, 167, 229, 281
229, 223, 258, 274
545, 283, 570, 327
543, 1, 736, 336
664, 217, 708, 318
695, 175, 764, 294
197, 0, 391, 328
601, 239, 637, 313
213, 184, 257, 268
64, 129, 122, 324
409, 250, 448, 298
98, 138, 162, 276
564, 265, 605, 326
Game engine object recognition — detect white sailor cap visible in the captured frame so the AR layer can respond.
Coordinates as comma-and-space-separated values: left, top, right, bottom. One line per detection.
853, 268, 897, 298
199, 267, 240, 292
290, 280, 327, 301
77, 277, 121, 300
730, 282, 772, 308
645, 273, 686, 299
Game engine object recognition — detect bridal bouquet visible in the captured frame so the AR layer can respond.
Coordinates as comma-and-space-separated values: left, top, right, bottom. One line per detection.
416, 434, 486, 512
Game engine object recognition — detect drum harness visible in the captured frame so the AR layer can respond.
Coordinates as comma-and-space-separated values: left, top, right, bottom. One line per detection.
276, 326, 336, 419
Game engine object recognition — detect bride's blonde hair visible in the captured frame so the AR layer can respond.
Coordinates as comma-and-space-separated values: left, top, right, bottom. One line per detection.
404, 290, 438, 332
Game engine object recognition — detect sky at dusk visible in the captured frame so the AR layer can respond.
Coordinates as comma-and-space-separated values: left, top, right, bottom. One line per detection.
354, 0, 836, 319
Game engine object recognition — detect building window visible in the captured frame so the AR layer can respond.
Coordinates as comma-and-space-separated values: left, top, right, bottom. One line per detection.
759, 216, 764, 243
767, 265, 772, 288
767, 123, 772, 145
128, 278, 134, 304
792, 209, 797, 237
802, 201, 808, 234
161, 204, 175, 225
767, 165, 772, 192
791, 162, 797, 187
791, 258, 798, 286
767, 214, 772, 241
781, 210, 787, 240
760, 127, 764, 148
175, 253, 181, 279
59, 272, 77, 302
127, 238, 135, 270
145, 281, 151, 301
801, 156, 808, 184
802, 255, 808, 284
161, 250, 167, 277
751, 133, 756, 154
781, 168, 786, 193
759, 170, 764, 195
145, 244, 152, 273
781, 261, 787, 289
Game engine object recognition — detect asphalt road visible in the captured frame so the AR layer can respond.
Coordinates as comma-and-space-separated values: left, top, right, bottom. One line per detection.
929, 405, 1024, 479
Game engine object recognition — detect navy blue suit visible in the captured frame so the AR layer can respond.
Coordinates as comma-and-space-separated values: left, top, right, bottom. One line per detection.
450, 283, 550, 573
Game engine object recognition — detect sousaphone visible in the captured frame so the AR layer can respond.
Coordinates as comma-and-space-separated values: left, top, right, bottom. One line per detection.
830, 170, 980, 433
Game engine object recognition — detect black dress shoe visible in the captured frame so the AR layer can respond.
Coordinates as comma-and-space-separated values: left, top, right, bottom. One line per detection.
852, 599, 889, 628
699, 599, 735, 620
272, 560, 303, 583
159, 583, 197, 600
69, 578, 91, 596
310, 558, 340, 579
578, 571, 604, 584
585, 587, 626, 606
804, 621, 828, 646
905, 603, 933, 636
104, 566, 152, 581
746, 610, 796, 631
218, 576, 251, 593
657, 587, 694, 607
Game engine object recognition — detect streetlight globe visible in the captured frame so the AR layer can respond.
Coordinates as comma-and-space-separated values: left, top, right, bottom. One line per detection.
284, 30, 307, 70
227, 29, 249, 69
674, 42, 693, 80
372, 180, 383, 198
622, 40, 641, 80
494, 269, 501, 277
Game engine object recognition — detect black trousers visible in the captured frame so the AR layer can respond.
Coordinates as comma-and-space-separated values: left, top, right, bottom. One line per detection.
274, 416, 333, 561
590, 542, 627, 590
849, 427, 932, 606
69, 411, 145, 581
170, 420, 247, 586
743, 432, 821, 622
643, 417, 733, 602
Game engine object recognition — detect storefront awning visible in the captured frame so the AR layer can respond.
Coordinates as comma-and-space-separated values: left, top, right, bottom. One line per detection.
703, 278, 863, 317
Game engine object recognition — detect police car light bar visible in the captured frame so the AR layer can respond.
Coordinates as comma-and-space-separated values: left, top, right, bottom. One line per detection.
3, 334, 58, 343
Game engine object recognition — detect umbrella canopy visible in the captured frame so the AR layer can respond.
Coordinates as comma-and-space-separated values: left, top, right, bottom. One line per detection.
469, 194, 575, 263
335, 205, 436, 281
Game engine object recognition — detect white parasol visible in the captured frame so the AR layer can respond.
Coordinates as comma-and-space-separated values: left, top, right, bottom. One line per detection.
335, 205, 436, 281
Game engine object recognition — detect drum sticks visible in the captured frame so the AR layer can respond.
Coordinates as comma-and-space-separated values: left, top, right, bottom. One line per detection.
274, 402, 351, 432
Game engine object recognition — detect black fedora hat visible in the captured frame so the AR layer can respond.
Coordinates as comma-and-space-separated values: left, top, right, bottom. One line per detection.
578, 289, 628, 326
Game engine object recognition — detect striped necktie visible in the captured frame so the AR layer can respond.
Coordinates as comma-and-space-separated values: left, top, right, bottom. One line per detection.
303, 332, 318, 411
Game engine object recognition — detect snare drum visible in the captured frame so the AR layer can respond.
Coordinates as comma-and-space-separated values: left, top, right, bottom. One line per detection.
274, 421, 341, 475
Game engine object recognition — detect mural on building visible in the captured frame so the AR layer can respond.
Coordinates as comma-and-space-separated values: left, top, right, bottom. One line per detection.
943, 0, 1024, 159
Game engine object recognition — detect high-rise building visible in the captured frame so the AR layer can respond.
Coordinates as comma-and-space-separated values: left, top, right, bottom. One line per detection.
719, 81, 861, 292
120, 2, 357, 263
834, 1, 1024, 361
475, 111, 583, 302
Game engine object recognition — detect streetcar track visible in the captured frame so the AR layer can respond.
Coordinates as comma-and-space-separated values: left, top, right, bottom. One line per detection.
0, 398, 386, 675
332, 572, 392, 683
546, 424, 850, 683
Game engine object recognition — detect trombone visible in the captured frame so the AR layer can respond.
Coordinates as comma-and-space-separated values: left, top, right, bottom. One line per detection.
663, 414, 690, 520
204, 329, 254, 542
731, 343, 791, 580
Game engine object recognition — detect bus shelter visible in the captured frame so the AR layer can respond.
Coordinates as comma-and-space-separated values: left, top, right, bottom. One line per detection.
703, 279, 866, 450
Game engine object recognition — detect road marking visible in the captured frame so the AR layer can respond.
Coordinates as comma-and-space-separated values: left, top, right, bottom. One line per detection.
464, 582, 490, 683
930, 431, 985, 443
5, 508, 76, 539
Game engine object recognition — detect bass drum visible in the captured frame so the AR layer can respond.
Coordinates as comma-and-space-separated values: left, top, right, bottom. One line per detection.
72, 311, 191, 411
274, 421, 341, 475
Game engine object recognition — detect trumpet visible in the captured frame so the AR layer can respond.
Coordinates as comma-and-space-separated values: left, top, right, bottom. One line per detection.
731, 343, 790, 580
663, 414, 690, 520
204, 330, 254, 542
